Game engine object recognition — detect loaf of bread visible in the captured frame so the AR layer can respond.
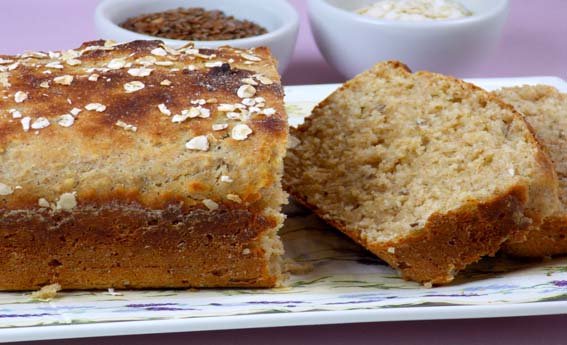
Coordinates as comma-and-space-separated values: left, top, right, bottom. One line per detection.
284, 61, 560, 284
495, 85, 567, 257
0, 40, 288, 290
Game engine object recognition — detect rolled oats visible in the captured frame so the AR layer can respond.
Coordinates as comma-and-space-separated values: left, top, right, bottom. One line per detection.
231, 124, 252, 140
185, 135, 209, 151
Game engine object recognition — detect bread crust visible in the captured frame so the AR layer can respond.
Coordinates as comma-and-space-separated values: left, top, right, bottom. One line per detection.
288, 185, 528, 284
502, 216, 567, 257
0, 202, 280, 290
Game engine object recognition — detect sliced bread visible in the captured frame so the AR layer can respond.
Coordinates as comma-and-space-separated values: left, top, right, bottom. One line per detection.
284, 61, 559, 284
495, 85, 567, 257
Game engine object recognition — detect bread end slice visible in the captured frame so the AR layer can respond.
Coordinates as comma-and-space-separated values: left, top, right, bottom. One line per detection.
496, 85, 567, 257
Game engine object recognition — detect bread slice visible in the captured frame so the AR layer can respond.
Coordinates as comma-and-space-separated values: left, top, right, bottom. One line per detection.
0, 40, 288, 290
495, 85, 567, 257
284, 61, 559, 284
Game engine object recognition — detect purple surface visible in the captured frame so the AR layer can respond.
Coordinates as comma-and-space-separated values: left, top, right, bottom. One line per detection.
0, 0, 565, 84
14, 315, 567, 345
1, 1, 566, 344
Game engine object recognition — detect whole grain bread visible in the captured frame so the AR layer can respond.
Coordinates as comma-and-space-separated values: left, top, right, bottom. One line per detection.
495, 85, 567, 257
0, 40, 288, 290
284, 61, 559, 284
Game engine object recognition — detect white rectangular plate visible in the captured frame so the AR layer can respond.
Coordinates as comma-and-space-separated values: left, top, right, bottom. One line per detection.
2, 77, 567, 343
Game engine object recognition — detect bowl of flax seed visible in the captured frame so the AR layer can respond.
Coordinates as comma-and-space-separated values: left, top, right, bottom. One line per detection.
95, 0, 299, 73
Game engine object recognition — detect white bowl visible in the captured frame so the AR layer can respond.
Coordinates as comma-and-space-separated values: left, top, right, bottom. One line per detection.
308, 0, 509, 78
94, 0, 299, 74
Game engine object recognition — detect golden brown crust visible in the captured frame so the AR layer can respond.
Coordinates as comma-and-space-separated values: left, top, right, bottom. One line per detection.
502, 216, 567, 257
362, 186, 529, 284
0, 203, 278, 290
288, 186, 528, 284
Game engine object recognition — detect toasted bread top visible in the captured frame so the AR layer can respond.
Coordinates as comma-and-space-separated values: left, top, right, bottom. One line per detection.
0, 40, 287, 211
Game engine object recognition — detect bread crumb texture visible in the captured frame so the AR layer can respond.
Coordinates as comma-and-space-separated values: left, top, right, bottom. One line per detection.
30, 283, 61, 301
285, 61, 559, 284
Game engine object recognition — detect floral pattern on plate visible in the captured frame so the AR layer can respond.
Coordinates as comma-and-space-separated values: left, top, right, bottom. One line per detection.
1, 210, 567, 328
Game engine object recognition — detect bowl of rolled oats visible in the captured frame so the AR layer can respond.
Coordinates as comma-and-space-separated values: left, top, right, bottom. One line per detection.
309, 0, 509, 78
95, 0, 299, 73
